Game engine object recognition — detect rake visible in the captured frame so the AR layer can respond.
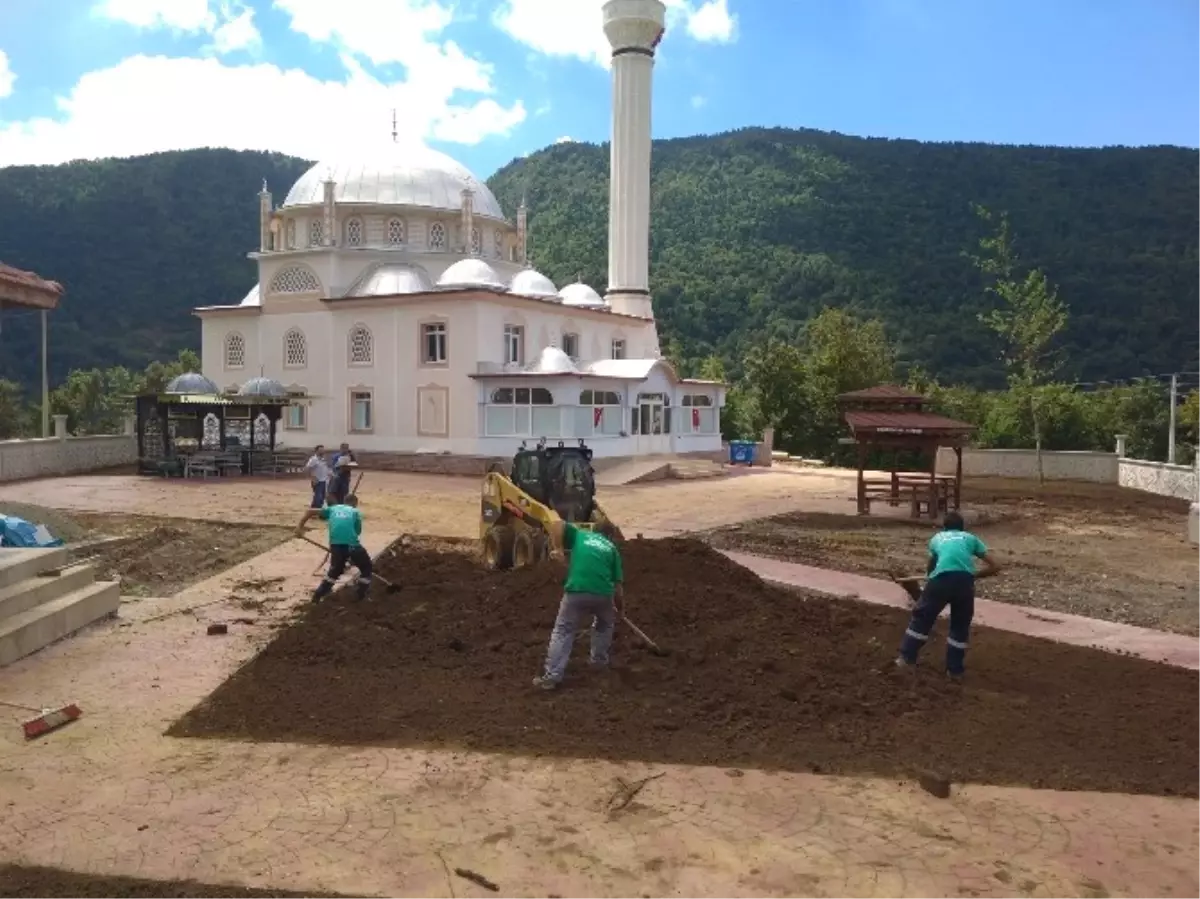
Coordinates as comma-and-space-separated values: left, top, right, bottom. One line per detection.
0, 699, 83, 740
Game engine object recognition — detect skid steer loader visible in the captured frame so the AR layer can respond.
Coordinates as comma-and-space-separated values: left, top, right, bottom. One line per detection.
480, 439, 622, 570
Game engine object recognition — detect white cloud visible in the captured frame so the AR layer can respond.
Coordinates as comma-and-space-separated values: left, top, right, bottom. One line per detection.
492, 0, 738, 67
690, 94, 706, 109
0, 54, 526, 168
682, 0, 736, 43
209, 7, 262, 54
94, 0, 216, 32
0, 51, 15, 100
554, 135, 575, 143
94, 0, 263, 54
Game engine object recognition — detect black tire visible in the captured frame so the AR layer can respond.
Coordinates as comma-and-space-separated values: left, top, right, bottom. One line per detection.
512, 530, 536, 569
484, 524, 515, 570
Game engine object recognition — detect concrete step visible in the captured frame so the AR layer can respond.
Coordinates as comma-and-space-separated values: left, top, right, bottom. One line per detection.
0, 580, 120, 667
0, 547, 70, 590
669, 460, 726, 479
595, 460, 673, 486
0, 564, 96, 623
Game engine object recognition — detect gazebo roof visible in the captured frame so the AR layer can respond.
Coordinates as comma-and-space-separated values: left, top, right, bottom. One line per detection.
0, 262, 65, 310
844, 409, 975, 438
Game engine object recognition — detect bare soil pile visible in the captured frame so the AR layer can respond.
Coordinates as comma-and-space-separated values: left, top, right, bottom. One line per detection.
0, 864, 342, 898
170, 537, 1199, 797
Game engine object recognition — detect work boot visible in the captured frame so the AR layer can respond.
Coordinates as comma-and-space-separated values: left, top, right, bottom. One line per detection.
532, 675, 558, 691
946, 670, 965, 685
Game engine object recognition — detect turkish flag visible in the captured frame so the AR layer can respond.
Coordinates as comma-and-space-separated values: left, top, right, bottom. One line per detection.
692, 408, 700, 429
594, 407, 603, 427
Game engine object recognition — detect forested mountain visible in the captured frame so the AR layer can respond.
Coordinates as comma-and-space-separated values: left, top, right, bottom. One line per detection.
0, 128, 1195, 391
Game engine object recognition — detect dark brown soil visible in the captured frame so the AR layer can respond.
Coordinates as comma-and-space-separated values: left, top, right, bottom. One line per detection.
704, 479, 1200, 635
0, 864, 344, 898
170, 537, 1199, 798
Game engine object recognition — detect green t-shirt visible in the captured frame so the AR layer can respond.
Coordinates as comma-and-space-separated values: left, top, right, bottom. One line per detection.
928, 530, 987, 578
562, 523, 623, 597
320, 504, 363, 547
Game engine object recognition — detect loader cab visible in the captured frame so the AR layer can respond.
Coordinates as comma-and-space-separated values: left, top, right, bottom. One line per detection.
512, 440, 596, 523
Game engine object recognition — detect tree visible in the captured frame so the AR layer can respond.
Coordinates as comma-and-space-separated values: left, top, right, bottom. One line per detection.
972, 206, 1069, 483
0, 379, 30, 439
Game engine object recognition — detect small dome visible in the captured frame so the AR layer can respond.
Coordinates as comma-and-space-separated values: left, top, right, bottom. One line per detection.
237, 376, 288, 398
239, 285, 261, 307
437, 258, 506, 290
348, 262, 433, 297
559, 281, 606, 307
165, 372, 220, 394
529, 346, 577, 375
510, 268, 558, 298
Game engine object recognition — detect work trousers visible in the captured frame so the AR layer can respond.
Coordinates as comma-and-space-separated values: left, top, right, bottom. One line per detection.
309, 480, 327, 509
313, 543, 373, 602
542, 592, 616, 683
898, 571, 975, 675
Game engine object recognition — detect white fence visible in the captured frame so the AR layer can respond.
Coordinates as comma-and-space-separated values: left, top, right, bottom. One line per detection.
0, 415, 137, 484
937, 446, 1198, 501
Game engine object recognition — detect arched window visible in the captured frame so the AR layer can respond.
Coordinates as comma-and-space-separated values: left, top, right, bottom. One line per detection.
493, 230, 503, 259
285, 219, 296, 249
485, 386, 559, 437
429, 221, 446, 250
470, 227, 481, 256
345, 218, 364, 247
309, 219, 323, 247
387, 218, 405, 245
283, 328, 307, 368
269, 265, 321, 294
579, 389, 622, 436
348, 324, 373, 366
223, 332, 246, 370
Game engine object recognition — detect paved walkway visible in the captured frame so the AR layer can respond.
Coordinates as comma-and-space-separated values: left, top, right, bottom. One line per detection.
723, 551, 1200, 671
0, 536, 1196, 897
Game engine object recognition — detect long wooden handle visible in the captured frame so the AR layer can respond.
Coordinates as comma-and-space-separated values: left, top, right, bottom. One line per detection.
622, 614, 661, 652
298, 533, 328, 551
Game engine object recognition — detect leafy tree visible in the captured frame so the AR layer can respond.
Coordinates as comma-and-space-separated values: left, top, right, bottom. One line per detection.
0, 379, 30, 439
972, 206, 1069, 483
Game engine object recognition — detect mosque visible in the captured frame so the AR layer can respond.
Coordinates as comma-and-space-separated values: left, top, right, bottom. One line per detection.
195, 0, 725, 463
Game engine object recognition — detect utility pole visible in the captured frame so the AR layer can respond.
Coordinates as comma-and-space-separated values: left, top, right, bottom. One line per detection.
1168, 373, 1178, 464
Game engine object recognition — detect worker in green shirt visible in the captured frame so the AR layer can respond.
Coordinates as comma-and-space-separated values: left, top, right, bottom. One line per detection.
296, 494, 372, 603
533, 519, 624, 691
895, 511, 999, 679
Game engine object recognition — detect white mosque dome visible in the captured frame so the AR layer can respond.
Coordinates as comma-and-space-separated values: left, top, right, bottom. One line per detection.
509, 268, 558, 298
348, 262, 434, 297
559, 281, 607, 308
437, 258, 506, 290
529, 346, 577, 374
281, 143, 506, 220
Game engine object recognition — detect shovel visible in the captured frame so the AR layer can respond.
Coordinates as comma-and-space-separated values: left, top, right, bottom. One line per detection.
296, 533, 400, 594
622, 613, 669, 657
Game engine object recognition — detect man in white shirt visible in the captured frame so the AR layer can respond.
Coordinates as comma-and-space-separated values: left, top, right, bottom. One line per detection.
304, 445, 330, 508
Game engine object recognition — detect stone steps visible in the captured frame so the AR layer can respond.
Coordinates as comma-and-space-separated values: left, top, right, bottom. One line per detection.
0, 548, 121, 667
668, 459, 726, 480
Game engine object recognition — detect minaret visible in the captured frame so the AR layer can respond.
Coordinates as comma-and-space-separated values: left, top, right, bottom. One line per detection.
461, 187, 476, 255
258, 180, 272, 252
321, 171, 336, 247
516, 195, 528, 264
602, 0, 665, 321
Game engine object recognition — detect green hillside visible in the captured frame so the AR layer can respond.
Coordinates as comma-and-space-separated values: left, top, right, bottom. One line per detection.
0, 129, 1195, 391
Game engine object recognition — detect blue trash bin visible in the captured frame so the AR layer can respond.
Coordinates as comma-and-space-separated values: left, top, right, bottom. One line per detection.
729, 440, 757, 465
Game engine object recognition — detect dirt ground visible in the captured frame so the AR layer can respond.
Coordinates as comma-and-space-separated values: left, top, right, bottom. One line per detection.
704, 479, 1200, 635
1, 501, 292, 596
0, 865, 343, 898
171, 536, 1199, 799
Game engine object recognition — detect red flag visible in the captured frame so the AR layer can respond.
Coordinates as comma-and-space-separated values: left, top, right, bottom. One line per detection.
692, 408, 700, 429
594, 407, 603, 427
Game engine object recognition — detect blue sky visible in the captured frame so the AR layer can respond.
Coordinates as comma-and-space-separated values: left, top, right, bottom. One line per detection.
0, 0, 1195, 178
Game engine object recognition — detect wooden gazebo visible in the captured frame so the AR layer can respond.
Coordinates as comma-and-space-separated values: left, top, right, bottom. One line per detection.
838, 385, 975, 520
0, 262, 64, 437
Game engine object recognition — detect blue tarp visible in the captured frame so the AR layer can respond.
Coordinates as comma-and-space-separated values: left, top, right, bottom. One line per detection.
0, 515, 64, 548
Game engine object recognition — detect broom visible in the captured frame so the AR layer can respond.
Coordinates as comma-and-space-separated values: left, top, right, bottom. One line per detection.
0, 699, 83, 739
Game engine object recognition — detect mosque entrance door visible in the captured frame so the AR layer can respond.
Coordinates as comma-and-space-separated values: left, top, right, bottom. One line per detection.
634, 393, 671, 455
